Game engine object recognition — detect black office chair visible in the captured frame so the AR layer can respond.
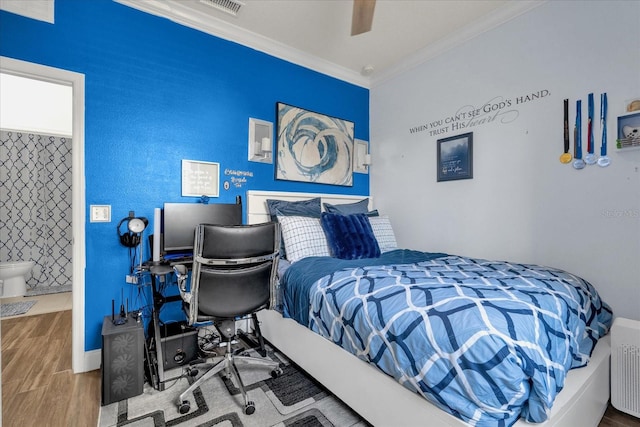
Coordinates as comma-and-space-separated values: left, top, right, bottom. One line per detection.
173, 222, 282, 415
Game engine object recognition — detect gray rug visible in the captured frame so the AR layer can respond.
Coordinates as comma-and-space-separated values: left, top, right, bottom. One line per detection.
1, 300, 37, 317
99, 335, 369, 427
26, 284, 72, 296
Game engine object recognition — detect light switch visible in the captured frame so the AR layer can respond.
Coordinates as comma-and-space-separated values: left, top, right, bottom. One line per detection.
90, 205, 111, 222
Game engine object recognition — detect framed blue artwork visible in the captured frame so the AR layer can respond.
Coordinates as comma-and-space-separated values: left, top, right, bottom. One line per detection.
437, 132, 473, 182
276, 102, 354, 186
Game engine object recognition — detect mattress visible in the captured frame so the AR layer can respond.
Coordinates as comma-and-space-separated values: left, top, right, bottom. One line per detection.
279, 250, 613, 426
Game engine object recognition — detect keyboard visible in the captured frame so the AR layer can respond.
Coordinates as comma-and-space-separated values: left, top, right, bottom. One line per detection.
166, 256, 193, 266
163, 252, 193, 265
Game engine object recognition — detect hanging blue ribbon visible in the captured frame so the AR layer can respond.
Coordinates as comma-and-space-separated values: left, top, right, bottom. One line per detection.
575, 100, 582, 159
600, 93, 607, 156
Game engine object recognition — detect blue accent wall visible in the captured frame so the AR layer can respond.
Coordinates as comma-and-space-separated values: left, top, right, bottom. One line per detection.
0, 0, 369, 351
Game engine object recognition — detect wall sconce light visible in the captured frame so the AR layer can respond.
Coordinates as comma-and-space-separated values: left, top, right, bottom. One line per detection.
354, 139, 370, 174
248, 117, 274, 163
261, 136, 272, 158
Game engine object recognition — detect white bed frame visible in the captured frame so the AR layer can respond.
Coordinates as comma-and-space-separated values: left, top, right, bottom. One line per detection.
247, 190, 611, 427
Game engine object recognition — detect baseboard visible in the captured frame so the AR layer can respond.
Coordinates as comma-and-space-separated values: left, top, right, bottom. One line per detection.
82, 348, 102, 373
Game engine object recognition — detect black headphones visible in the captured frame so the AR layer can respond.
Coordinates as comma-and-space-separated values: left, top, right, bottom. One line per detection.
117, 215, 148, 248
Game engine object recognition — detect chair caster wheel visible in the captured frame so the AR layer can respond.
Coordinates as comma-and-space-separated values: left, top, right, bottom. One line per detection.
270, 367, 283, 378
178, 401, 190, 414
244, 401, 255, 415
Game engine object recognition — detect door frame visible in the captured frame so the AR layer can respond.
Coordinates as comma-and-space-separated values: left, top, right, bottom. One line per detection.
0, 56, 87, 372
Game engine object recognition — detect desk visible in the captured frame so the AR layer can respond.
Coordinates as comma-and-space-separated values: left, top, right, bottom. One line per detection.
139, 263, 192, 391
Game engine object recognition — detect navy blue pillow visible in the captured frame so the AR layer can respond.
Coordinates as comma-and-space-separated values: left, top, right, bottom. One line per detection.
267, 198, 322, 221
320, 213, 380, 260
323, 198, 380, 217
323, 198, 369, 215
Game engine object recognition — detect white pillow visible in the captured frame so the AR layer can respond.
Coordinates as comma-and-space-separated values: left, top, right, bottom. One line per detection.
277, 215, 330, 263
368, 215, 398, 253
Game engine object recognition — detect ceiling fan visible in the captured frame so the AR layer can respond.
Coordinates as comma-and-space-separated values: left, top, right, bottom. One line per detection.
351, 0, 376, 36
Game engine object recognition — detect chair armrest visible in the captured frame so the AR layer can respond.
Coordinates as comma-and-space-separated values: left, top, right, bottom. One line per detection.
173, 264, 191, 302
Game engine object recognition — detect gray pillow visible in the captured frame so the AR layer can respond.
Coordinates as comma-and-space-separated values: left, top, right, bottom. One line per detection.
267, 197, 322, 221
323, 198, 379, 217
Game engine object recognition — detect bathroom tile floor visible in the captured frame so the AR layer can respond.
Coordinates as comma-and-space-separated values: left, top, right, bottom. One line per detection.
0, 291, 72, 319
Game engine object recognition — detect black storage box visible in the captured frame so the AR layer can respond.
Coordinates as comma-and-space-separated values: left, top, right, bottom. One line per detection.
159, 321, 198, 370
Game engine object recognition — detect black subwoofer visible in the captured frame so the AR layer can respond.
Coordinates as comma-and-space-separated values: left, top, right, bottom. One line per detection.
101, 315, 144, 405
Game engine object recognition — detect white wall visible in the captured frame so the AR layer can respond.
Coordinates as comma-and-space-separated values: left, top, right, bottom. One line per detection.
370, 1, 640, 321
0, 73, 72, 136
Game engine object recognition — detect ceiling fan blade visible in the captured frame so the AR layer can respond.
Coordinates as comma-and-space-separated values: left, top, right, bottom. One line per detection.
351, 0, 376, 36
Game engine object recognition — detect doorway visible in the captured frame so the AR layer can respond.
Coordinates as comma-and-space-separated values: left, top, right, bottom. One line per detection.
0, 56, 86, 373
1, 73, 73, 294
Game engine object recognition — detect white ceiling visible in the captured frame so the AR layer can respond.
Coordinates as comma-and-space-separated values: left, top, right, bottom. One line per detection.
116, 0, 544, 88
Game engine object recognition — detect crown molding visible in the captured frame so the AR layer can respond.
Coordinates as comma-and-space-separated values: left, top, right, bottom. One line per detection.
114, 0, 370, 88
115, 0, 545, 90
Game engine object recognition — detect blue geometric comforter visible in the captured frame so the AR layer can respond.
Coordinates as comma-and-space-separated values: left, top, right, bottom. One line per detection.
281, 250, 612, 427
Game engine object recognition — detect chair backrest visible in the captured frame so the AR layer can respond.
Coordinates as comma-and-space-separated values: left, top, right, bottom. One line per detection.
187, 222, 280, 323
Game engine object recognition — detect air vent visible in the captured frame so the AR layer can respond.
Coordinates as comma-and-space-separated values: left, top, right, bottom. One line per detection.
199, 0, 244, 16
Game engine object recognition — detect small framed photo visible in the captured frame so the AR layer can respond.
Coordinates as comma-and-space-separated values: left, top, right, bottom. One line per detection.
617, 112, 640, 141
437, 132, 473, 182
181, 159, 220, 197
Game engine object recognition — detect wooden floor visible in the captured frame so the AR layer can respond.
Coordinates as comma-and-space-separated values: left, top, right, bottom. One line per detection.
1, 294, 639, 427
1, 294, 100, 427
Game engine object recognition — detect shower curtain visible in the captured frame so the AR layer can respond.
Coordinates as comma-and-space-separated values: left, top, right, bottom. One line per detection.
0, 129, 73, 292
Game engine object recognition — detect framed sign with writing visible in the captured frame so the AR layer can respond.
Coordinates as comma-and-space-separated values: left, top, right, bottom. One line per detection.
181, 159, 220, 197
437, 132, 473, 182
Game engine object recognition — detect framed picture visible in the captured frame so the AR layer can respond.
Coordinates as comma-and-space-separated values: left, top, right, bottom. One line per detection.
181, 159, 220, 197
617, 112, 640, 148
276, 102, 354, 186
437, 132, 473, 182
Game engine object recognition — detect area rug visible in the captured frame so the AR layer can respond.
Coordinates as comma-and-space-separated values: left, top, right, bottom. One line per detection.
98, 334, 369, 427
0, 300, 37, 318
26, 284, 72, 296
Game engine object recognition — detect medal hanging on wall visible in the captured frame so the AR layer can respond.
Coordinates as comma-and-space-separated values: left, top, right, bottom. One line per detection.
573, 99, 586, 170
560, 99, 572, 163
598, 92, 610, 167
585, 93, 597, 165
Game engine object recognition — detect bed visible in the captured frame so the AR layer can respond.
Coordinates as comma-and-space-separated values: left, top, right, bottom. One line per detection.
247, 190, 613, 427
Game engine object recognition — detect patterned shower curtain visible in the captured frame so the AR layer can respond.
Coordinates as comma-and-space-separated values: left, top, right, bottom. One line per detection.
0, 130, 73, 291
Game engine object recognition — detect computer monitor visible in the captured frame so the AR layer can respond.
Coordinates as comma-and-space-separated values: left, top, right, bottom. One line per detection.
162, 202, 242, 254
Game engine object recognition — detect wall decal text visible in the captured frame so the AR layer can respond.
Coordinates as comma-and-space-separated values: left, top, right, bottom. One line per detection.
224, 168, 253, 189
409, 90, 550, 137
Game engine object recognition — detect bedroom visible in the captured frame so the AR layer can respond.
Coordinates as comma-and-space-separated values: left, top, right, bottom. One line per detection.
0, 0, 638, 425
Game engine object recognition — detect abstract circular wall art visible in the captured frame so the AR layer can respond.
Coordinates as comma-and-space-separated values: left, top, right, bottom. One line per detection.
276, 102, 354, 186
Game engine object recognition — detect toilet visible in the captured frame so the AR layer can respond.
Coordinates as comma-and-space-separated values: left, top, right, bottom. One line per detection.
0, 261, 35, 297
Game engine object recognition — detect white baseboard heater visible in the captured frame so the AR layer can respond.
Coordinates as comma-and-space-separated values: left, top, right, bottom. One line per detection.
611, 317, 640, 418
